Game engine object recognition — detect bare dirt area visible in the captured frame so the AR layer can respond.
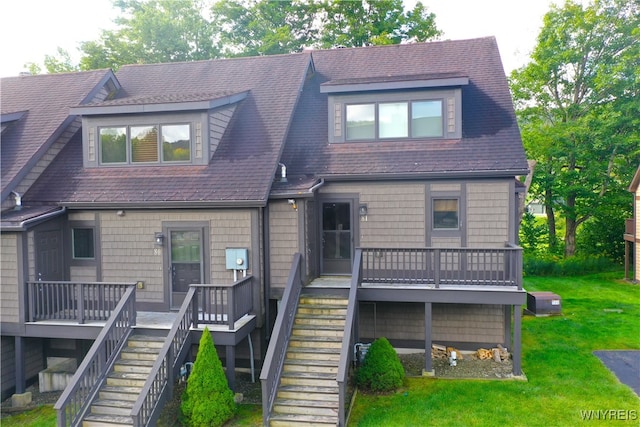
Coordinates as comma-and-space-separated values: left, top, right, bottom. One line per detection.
399, 352, 515, 379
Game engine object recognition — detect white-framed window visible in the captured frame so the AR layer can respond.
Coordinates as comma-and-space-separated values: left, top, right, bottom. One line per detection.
99, 123, 191, 165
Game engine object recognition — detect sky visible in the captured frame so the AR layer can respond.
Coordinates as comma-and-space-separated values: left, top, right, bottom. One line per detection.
0, 0, 568, 78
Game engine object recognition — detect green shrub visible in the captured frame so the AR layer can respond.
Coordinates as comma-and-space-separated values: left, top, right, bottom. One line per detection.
356, 337, 404, 392
524, 253, 620, 276
180, 327, 236, 426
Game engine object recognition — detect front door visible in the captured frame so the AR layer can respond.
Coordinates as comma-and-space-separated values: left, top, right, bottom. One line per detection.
321, 201, 353, 275
35, 229, 64, 281
169, 230, 203, 309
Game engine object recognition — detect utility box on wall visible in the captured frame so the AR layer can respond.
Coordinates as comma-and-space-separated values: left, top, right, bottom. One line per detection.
526, 292, 562, 316
226, 248, 249, 270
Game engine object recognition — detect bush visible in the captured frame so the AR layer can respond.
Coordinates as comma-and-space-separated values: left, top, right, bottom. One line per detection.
524, 253, 620, 276
356, 337, 404, 392
180, 327, 236, 426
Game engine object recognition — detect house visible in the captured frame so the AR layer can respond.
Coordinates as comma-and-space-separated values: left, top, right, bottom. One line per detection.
1, 37, 528, 426
624, 166, 640, 282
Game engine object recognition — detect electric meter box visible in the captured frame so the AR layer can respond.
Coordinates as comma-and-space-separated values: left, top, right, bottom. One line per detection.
225, 248, 248, 270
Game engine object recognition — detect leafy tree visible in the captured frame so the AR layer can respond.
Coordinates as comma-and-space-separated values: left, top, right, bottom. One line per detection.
212, 0, 321, 57
79, 0, 220, 71
320, 0, 441, 48
180, 327, 236, 427
510, 0, 640, 258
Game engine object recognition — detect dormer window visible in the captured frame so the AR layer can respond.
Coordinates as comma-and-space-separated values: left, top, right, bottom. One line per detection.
345, 100, 443, 141
99, 123, 191, 165
322, 74, 467, 143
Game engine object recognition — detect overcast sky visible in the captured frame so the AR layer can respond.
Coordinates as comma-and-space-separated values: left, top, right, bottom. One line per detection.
0, 0, 569, 78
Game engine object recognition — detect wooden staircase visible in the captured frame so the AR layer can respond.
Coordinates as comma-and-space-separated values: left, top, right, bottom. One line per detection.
270, 294, 348, 426
82, 333, 166, 427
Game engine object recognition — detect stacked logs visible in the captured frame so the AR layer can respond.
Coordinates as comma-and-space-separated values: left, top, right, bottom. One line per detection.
476, 344, 509, 362
432, 344, 510, 362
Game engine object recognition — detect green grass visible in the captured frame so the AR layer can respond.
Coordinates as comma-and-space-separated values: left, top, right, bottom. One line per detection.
0, 405, 56, 427
349, 272, 640, 426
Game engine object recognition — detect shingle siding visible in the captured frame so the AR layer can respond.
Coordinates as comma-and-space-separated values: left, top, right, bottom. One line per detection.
70, 266, 98, 282
467, 182, 510, 247
1, 234, 19, 323
359, 302, 505, 346
319, 182, 426, 247
210, 105, 237, 157
269, 201, 299, 292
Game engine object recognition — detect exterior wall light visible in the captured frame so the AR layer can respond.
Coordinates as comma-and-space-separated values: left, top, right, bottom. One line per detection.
155, 232, 165, 246
288, 199, 298, 211
359, 204, 368, 216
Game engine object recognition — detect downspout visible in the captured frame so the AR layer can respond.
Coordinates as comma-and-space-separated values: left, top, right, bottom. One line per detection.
308, 178, 325, 194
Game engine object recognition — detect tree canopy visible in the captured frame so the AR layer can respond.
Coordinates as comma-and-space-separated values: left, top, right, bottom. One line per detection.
511, 0, 640, 258
33, 0, 441, 71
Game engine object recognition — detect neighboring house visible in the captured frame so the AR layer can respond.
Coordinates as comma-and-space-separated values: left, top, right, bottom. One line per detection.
1, 37, 528, 426
625, 166, 640, 282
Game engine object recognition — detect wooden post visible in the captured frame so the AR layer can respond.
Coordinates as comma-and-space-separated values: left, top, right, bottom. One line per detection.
226, 345, 236, 391
513, 305, 522, 376
424, 302, 433, 374
14, 336, 25, 394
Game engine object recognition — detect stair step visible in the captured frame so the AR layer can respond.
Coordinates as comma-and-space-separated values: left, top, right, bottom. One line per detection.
280, 372, 336, 388
277, 387, 339, 402
91, 399, 134, 416
273, 398, 339, 417
113, 359, 154, 374
99, 386, 141, 401
289, 336, 342, 349
82, 413, 134, 427
284, 364, 338, 375
295, 315, 346, 326
120, 347, 161, 361
297, 306, 347, 316
127, 335, 165, 349
286, 349, 340, 362
292, 326, 344, 338
299, 297, 348, 306
106, 372, 148, 388
270, 413, 338, 426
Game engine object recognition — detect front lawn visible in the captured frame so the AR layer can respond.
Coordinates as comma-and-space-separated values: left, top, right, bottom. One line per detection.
349, 272, 640, 426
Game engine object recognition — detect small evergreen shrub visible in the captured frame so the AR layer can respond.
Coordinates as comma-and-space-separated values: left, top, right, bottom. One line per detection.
356, 337, 404, 392
180, 327, 236, 426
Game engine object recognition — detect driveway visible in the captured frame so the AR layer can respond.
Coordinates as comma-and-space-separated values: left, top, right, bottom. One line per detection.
593, 350, 640, 396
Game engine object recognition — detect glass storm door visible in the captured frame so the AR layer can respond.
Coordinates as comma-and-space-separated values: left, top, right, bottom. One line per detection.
321, 202, 353, 275
170, 230, 203, 308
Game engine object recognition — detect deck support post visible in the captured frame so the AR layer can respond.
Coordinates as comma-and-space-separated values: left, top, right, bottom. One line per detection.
14, 336, 25, 394
512, 305, 522, 376
226, 345, 236, 391
423, 302, 433, 375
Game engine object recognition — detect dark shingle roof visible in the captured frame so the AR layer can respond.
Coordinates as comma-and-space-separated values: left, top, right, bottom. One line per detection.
280, 37, 528, 184
1, 70, 113, 200
24, 54, 312, 206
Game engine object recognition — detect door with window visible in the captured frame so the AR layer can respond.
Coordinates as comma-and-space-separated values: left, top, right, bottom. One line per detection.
169, 229, 203, 308
321, 201, 354, 275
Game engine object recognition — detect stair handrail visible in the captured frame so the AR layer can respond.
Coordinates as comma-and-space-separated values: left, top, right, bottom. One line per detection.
260, 253, 304, 426
131, 285, 197, 427
54, 284, 136, 427
337, 248, 362, 427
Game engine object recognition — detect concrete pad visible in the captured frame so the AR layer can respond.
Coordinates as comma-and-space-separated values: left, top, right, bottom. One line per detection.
11, 391, 32, 407
593, 350, 640, 396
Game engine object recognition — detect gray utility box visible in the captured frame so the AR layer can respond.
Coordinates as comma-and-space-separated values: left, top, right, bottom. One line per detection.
526, 292, 562, 315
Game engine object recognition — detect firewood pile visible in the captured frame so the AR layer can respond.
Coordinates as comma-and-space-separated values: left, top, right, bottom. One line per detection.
475, 344, 509, 362
431, 344, 463, 360
431, 343, 510, 362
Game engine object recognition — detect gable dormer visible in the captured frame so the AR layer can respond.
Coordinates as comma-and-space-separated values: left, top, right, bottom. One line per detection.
71, 91, 248, 168
321, 73, 467, 143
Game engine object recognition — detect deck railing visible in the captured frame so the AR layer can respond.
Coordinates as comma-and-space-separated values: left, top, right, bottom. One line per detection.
27, 281, 133, 324
337, 249, 361, 427
261, 253, 304, 426
55, 285, 136, 426
191, 275, 254, 329
131, 276, 255, 427
361, 245, 522, 289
